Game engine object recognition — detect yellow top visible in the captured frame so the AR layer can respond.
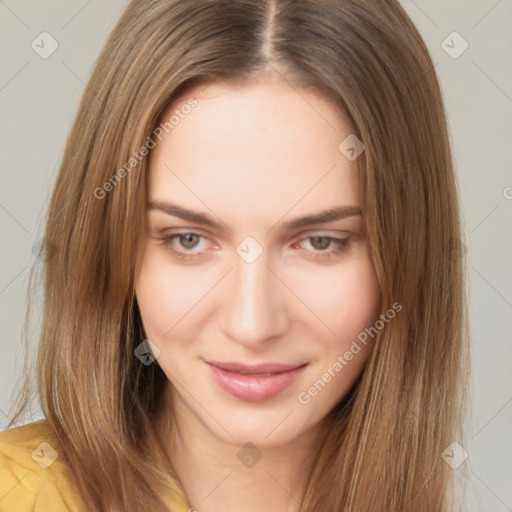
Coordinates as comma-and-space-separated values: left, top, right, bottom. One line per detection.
0, 419, 191, 512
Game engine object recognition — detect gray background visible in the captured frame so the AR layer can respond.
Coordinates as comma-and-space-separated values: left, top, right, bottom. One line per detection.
0, 1, 511, 510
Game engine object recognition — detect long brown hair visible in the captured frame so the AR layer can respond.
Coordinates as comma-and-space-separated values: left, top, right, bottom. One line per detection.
7, 0, 470, 510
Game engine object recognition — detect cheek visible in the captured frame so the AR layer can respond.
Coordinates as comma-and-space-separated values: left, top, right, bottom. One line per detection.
297, 257, 381, 343
135, 250, 208, 340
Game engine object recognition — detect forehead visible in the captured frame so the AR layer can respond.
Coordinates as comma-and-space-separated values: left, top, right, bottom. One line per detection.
148, 80, 361, 227
161, 78, 352, 148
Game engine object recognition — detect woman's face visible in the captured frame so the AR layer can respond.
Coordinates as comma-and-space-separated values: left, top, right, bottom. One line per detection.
135, 79, 381, 448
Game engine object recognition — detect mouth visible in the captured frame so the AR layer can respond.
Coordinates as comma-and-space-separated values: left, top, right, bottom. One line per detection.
205, 360, 309, 402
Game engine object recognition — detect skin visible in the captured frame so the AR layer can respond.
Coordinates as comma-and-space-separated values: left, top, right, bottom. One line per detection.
135, 76, 381, 512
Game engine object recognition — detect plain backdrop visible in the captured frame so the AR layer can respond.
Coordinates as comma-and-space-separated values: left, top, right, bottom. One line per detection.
0, 1, 511, 510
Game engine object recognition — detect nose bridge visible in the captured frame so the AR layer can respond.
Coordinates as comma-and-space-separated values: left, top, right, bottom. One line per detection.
220, 250, 288, 344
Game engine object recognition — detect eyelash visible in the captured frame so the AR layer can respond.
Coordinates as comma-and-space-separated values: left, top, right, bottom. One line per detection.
158, 232, 350, 261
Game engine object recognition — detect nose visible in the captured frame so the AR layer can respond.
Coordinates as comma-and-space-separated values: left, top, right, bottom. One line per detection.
219, 250, 290, 347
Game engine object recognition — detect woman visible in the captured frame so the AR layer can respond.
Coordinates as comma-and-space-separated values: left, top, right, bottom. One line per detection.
0, 0, 470, 511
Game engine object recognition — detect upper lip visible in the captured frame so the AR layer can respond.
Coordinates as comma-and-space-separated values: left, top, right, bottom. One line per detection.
206, 360, 308, 375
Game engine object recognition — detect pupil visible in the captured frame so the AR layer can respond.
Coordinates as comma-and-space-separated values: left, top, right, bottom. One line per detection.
181, 234, 198, 249
312, 237, 330, 250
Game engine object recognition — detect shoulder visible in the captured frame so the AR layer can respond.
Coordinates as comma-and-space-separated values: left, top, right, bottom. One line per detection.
0, 419, 88, 512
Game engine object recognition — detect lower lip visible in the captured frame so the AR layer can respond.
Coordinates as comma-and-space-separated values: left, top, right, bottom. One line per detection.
207, 363, 308, 402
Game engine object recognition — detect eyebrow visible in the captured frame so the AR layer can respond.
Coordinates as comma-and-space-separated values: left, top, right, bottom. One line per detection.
148, 200, 362, 231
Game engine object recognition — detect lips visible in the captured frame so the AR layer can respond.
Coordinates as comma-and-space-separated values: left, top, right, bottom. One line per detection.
205, 360, 308, 402
207, 360, 306, 375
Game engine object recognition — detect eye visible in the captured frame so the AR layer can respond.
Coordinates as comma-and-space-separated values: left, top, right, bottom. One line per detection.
292, 235, 350, 260
158, 232, 350, 262
159, 232, 211, 260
